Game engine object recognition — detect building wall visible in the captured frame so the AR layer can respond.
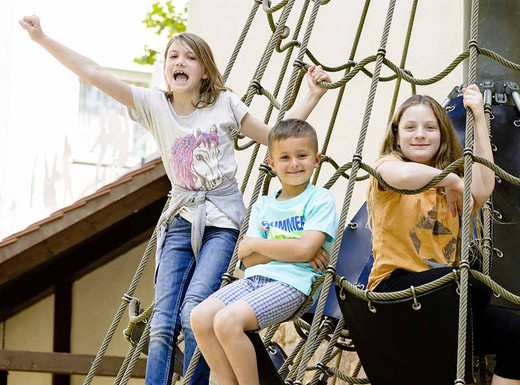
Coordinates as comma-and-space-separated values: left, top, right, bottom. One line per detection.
3, 296, 54, 385
70, 241, 155, 385
1, 240, 155, 385
188, 0, 464, 215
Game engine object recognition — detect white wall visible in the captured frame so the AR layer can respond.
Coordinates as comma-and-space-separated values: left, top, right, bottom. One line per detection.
187, 0, 464, 217
0, 0, 167, 239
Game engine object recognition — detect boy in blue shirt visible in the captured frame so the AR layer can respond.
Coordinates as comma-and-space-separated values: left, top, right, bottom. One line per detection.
191, 119, 339, 385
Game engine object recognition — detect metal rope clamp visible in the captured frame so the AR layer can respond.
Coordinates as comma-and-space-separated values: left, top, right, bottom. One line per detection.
316, 361, 333, 378
364, 291, 377, 313
410, 286, 422, 311
452, 269, 461, 295
259, 162, 277, 177
338, 276, 347, 300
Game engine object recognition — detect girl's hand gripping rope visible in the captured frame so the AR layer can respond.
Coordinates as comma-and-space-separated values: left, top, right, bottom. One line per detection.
462, 84, 485, 121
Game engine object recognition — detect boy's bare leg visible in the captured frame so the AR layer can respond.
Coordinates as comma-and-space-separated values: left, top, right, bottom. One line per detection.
214, 300, 261, 385
191, 298, 238, 385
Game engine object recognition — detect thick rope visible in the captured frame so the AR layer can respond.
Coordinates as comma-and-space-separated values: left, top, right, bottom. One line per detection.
313, 0, 372, 185
455, 0, 480, 381
388, 0, 418, 122
84, 0, 520, 383
308, 318, 346, 385
296, 3, 398, 382
183, 3, 301, 383
83, 201, 165, 385
222, 0, 261, 82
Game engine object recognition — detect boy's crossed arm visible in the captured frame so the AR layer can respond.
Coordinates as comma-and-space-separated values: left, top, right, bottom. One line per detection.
238, 232, 330, 272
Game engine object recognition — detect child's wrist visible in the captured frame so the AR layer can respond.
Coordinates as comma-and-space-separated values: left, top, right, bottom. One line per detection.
307, 89, 326, 101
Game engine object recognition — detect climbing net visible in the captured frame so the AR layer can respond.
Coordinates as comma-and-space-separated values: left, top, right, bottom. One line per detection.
83, 0, 520, 384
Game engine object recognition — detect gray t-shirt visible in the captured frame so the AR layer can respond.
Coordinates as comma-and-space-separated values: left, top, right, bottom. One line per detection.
128, 86, 248, 228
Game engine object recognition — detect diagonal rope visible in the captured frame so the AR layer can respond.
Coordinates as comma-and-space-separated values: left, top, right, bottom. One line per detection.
295, 1, 398, 383
387, 0, 418, 122
83, 197, 168, 385
313, 0, 372, 185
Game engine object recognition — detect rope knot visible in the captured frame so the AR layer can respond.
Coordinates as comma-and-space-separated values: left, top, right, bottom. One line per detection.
459, 260, 470, 270
250, 80, 263, 95
221, 273, 236, 284
377, 47, 387, 56
467, 39, 479, 52
463, 147, 473, 157
454, 379, 466, 385
293, 59, 308, 71
259, 162, 276, 177
325, 265, 336, 275
122, 293, 134, 303
352, 153, 363, 162
316, 362, 332, 377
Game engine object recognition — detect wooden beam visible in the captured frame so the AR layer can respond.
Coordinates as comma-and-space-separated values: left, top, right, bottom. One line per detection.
53, 281, 72, 385
0, 196, 166, 320
0, 350, 146, 378
0, 170, 169, 286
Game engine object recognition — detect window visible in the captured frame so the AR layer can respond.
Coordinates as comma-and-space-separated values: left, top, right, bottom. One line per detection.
75, 68, 157, 173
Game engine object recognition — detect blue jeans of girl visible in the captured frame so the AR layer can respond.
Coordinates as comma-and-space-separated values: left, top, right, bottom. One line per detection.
145, 215, 239, 385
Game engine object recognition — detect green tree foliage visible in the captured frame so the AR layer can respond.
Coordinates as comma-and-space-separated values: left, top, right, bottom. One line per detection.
134, 1, 187, 65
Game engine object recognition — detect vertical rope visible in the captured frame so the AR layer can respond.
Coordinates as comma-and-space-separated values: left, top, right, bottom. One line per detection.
278, 332, 307, 375
456, 0, 480, 381
183, 3, 301, 383
277, 0, 323, 121
113, 344, 137, 385
387, 0, 418, 123
313, 0, 372, 185
241, 0, 312, 194
295, 1, 397, 382
481, 105, 493, 276
244, 0, 298, 105
349, 359, 363, 385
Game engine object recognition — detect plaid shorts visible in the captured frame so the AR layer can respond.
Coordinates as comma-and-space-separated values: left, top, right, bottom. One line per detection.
211, 275, 310, 330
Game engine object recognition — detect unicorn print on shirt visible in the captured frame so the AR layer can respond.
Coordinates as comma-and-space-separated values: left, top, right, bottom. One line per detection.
170, 124, 224, 190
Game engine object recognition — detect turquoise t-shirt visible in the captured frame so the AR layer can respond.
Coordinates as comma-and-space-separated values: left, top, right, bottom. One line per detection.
244, 184, 339, 295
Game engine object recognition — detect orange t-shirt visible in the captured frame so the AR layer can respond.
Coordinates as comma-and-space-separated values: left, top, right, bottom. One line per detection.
367, 156, 460, 290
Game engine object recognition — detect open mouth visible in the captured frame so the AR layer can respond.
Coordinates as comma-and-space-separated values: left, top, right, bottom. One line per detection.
174, 70, 189, 82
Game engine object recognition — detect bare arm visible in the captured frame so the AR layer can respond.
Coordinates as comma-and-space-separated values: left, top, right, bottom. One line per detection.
284, 65, 330, 120
238, 231, 326, 263
377, 161, 461, 191
19, 15, 135, 109
242, 249, 330, 272
241, 252, 273, 268
240, 65, 330, 146
463, 85, 495, 209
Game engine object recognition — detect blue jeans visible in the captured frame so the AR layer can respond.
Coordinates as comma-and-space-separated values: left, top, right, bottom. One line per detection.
145, 216, 239, 385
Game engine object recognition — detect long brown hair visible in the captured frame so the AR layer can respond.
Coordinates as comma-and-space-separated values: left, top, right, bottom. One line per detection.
381, 95, 462, 172
163, 32, 229, 108
367, 95, 463, 207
